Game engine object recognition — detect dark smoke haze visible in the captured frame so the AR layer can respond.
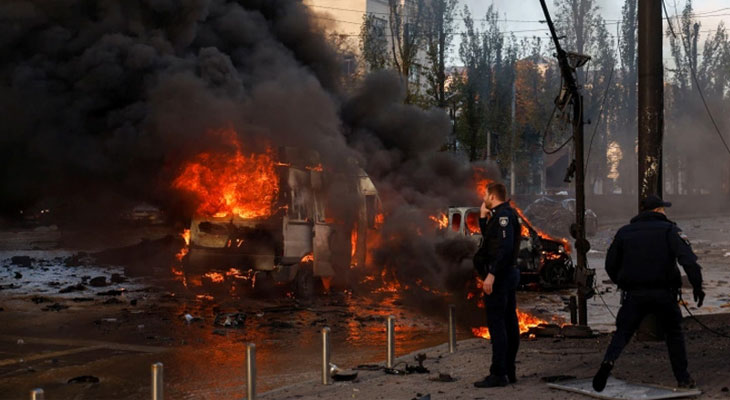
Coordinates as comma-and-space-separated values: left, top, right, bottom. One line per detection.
0, 0, 497, 288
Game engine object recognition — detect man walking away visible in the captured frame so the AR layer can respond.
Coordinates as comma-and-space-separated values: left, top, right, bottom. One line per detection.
593, 195, 705, 392
473, 182, 522, 388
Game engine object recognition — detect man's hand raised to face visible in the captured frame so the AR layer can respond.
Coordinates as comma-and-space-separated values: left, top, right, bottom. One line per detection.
482, 273, 495, 295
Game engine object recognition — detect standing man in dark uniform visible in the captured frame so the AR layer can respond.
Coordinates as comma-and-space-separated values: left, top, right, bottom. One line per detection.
474, 182, 522, 388
593, 195, 705, 392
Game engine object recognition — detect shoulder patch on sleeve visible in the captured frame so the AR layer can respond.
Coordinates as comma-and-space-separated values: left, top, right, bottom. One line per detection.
679, 232, 691, 246
499, 216, 509, 227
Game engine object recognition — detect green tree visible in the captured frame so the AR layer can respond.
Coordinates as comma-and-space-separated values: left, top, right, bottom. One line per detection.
423, 0, 457, 108
360, 14, 389, 71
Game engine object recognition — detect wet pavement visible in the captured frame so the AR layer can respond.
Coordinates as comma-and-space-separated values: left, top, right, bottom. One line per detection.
1, 214, 729, 399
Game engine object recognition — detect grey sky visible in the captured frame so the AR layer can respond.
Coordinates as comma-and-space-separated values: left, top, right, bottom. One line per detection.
454, 0, 730, 64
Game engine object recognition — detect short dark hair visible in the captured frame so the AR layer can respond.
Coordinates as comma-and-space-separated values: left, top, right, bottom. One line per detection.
486, 182, 507, 201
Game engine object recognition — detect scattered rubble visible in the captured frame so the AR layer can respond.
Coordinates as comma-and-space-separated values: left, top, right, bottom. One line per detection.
89, 276, 108, 287
11, 256, 32, 267
214, 312, 247, 328
59, 284, 86, 293
67, 375, 99, 384
96, 289, 125, 296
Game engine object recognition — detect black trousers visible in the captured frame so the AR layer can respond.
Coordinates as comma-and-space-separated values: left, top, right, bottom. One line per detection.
602, 289, 690, 382
484, 267, 520, 377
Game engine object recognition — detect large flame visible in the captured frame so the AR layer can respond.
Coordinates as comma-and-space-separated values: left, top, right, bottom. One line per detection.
471, 309, 547, 339
172, 128, 280, 219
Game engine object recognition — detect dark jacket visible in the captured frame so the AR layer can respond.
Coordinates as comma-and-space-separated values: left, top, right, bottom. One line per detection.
478, 202, 521, 277
605, 211, 703, 291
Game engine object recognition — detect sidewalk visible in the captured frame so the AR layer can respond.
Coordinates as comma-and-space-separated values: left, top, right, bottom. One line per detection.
260, 314, 730, 399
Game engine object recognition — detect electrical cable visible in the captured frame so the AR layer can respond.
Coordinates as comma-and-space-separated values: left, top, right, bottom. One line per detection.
541, 104, 569, 154
664, 0, 730, 157
585, 66, 615, 176
678, 291, 730, 339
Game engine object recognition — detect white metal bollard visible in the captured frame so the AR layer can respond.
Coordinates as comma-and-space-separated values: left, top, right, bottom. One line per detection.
448, 304, 457, 353
151, 362, 163, 400
246, 343, 256, 400
322, 327, 331, 385
386, 315, 395, 368
30, 389, 44, 400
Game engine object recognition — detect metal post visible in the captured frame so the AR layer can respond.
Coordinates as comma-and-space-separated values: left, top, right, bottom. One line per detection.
246, 343, 256, 400
30, 389, 44, 400
151, 362, 163, 400
448, 305, 456, 353
321, 327, 331, 385
538, 0, 594, 327
569, 296, 578, 325
637, 0, 665, 341
386, 315, 395, 368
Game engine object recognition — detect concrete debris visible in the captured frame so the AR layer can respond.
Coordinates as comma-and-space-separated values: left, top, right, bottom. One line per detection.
96, 289, 125, 296
183, 313, 202, 324
214, 313, 247, 328
59, 284, 86, 293
524, 197, 598, 238
11, 256, 32, 267
89, 276, 108, 287
67, 375, 100, 384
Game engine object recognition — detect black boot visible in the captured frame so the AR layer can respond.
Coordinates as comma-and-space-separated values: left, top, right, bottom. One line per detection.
507, 368, 517, 384
678, 376, 696, 389
474, 375, 509, 388
592, 361, 613, 392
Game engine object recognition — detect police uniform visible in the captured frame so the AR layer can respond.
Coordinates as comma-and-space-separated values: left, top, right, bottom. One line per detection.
593, 195, 704, 391
475, 201, 522, 387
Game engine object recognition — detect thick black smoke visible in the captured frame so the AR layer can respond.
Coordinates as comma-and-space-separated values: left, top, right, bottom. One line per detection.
0, 0, 499, 289
0, 0, 349, 218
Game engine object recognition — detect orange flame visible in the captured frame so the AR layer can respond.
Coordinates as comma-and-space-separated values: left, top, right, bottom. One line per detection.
465, 212, 481, 234
175, 229, 191, 261
351, 224, 358, 259
429, 212, 448, 229
203, 272, 225, 283
471, 309, 547, 339
511, 201, 571, 254
301, 253, 314, 263
172, 128, 280, 220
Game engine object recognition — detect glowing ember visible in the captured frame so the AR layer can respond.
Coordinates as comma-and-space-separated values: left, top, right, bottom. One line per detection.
429, 213, 448, 229
306, 164, 324, 172
471, 309, 547, 339
321, 276, 333, 292
351, 223, 358, 259
375, 213, 385, 227
175, 228, 191, 261
181, 229, 191, 245
203, 272, 225, 283
172, 128, 280, 220
301, 253, 314, 263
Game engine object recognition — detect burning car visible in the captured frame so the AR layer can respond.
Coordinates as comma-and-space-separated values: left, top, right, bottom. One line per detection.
444, 205, 575, 288
177, 141, 382, 296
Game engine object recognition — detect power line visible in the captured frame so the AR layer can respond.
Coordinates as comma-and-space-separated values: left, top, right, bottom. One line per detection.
664, 0, 730, 157
585, 67, 615, 176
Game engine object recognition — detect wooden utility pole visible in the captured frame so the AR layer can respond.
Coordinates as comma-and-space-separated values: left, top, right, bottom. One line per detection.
539, 0, 594, 326
638, 0, 664, 203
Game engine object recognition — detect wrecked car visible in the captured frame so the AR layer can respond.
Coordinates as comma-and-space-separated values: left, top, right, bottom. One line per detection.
183, 146, 382, 296
445, 206, 575, 288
